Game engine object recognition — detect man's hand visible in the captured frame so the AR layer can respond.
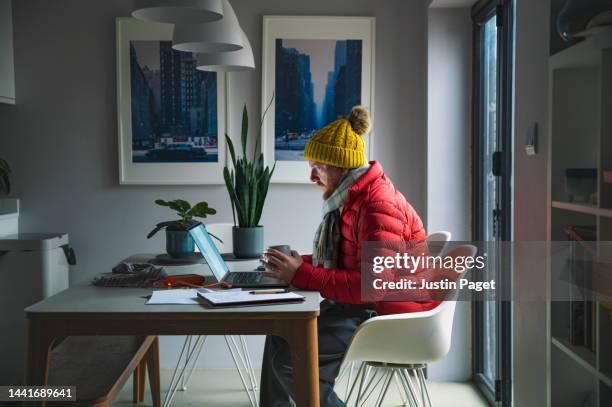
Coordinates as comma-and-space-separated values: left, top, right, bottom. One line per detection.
260, 249, 303, 284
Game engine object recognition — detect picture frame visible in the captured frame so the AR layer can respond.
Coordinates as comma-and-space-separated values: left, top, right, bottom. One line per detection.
116, 17, 227, 185
262, 16, 375, 183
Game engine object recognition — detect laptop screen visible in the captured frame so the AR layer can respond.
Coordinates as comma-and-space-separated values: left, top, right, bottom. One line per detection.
188, 224, 229, 281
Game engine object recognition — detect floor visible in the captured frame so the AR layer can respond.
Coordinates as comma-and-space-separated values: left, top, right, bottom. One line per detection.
114, 368, 490, 406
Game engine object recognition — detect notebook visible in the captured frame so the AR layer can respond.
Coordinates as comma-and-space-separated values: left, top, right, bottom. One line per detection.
197, 290, 305, 307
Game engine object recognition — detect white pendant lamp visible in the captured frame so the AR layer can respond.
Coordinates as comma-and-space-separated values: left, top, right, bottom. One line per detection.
132, 0, 223, 24
196, 30, 254, 71
172, 0, 243, 53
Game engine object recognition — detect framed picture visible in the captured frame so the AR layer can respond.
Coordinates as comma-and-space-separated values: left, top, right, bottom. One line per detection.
262, 16, 375, 183
116, 17, 226, 185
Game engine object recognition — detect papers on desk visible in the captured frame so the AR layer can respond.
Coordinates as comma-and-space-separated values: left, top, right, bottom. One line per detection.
197, 290, 305, 307
146, 288, 304, 307
146, 288, 200, 304
146, 288, 240, 305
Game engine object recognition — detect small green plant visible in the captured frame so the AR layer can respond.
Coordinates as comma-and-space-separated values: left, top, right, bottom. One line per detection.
0, 158, 10, 195
146, 199, 221, 242
223, 102, 275, 228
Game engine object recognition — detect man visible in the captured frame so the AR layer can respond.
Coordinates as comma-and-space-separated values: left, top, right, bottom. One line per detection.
260, 106, 436, 406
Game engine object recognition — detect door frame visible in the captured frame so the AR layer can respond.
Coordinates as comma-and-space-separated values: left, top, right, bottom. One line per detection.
471, 0, 514, 405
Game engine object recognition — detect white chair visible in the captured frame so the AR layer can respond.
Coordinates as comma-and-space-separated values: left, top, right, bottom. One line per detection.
426, 231, 452, 256
164, 223, 259, 407
336, 231, 452, 398
341, 244, 477, 407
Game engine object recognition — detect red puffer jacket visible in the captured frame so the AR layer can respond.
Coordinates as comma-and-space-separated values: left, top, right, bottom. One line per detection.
292, 161, 438, 315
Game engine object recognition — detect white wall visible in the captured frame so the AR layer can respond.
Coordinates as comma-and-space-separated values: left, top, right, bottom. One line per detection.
427, 7, 473, 381
0, 0, 451, 376
513, 0, 550, 405
427, 8, 472, 242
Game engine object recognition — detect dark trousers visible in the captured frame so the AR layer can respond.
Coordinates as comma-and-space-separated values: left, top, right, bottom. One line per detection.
260, 300, 375, 407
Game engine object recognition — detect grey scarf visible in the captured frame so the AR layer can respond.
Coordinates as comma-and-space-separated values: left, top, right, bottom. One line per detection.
312, 164, 370, 268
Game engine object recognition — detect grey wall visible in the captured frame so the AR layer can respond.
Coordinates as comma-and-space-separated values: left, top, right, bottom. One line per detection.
427, 8, 471, 247
427, 7, 472, 381
513, 0, 551, 405
0, 0, 447, 374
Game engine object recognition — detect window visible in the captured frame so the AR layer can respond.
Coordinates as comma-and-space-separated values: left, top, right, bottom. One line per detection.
472, 0, 513, 405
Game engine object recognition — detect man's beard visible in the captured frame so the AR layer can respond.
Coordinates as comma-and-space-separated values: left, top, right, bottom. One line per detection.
323, 188, 334, 200
322, 181, 340, 200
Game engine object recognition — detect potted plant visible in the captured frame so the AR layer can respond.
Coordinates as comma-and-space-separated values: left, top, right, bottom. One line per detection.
223, 104, 275, 258
147, 199, 220, 258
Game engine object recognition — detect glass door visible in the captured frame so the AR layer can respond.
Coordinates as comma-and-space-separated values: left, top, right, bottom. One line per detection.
472, 0, 513, 405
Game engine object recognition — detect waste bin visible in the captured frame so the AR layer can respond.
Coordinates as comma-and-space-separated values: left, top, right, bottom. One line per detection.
0, 233, 75, 385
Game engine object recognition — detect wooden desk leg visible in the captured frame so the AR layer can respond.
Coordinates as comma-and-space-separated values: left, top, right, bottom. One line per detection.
25, 319, 56, 407
286, 316, 320, 407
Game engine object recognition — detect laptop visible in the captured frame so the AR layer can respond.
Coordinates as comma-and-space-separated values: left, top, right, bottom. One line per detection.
188, 223, 288, 288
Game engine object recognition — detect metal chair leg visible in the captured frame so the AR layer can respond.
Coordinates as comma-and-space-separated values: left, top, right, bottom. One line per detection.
165, 334, 259, 407
238, 335, 259, 392
163, 336, 191, 407
393, 371, 409, 406
345, 362, 366, 403
374, 370, 394, 407
417, 368, 433, 407
399, 368, 422, 407
225, 336, 258, 407
179, 336, 192, 390
354, 363, 378, 407
164, 335, 205, 407
180, 336, 208, 390
234, 336, 259, 407
362, 369, 391, 405
337, 362, 349, 382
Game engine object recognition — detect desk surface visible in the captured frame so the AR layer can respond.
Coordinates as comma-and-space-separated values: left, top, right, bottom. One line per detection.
25, 283, 320, 316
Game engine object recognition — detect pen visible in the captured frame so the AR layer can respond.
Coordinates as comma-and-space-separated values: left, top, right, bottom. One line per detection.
249, 289, 287, 295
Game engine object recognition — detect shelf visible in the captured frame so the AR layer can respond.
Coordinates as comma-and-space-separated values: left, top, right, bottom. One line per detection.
552, 201, 612, 218
549, 26, 612, 70
551, 340, 598, 407
551, 337, 612, 390
552, 336, 596, 370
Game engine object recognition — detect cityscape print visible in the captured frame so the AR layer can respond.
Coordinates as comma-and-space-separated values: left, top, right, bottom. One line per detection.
274, 39, 362, 161
130, 41, 218, 163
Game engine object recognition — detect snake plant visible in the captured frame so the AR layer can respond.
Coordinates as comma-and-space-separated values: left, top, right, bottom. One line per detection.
223, 104, 275, 228
0, 158, 10, 195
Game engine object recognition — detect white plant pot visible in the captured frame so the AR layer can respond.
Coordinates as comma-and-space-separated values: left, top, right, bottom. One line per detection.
0, 198, 19, 236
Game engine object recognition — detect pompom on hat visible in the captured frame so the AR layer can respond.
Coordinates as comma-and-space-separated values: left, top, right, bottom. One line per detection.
303, 106, 372, 169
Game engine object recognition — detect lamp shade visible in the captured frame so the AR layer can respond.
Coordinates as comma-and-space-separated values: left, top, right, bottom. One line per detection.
172, 0, 243, 53
132, 0, 223, 24
196, 31, 255, 71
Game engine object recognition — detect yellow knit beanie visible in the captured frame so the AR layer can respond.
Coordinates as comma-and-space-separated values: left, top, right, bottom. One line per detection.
304, 106, 372, 169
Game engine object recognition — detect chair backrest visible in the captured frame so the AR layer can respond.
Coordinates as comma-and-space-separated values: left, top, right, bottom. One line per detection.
426, 231, 452, 256
204, 223, 234, 254
343, 244, 477, 365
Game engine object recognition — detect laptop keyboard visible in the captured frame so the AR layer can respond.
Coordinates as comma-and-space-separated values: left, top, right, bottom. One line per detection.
230, 272, 262, 284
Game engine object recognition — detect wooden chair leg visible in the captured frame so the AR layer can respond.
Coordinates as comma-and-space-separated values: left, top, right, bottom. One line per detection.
146, 336, 161, 407
133, 363, 141, 403
139, 360, 147, 402
133, 362, 146, 403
